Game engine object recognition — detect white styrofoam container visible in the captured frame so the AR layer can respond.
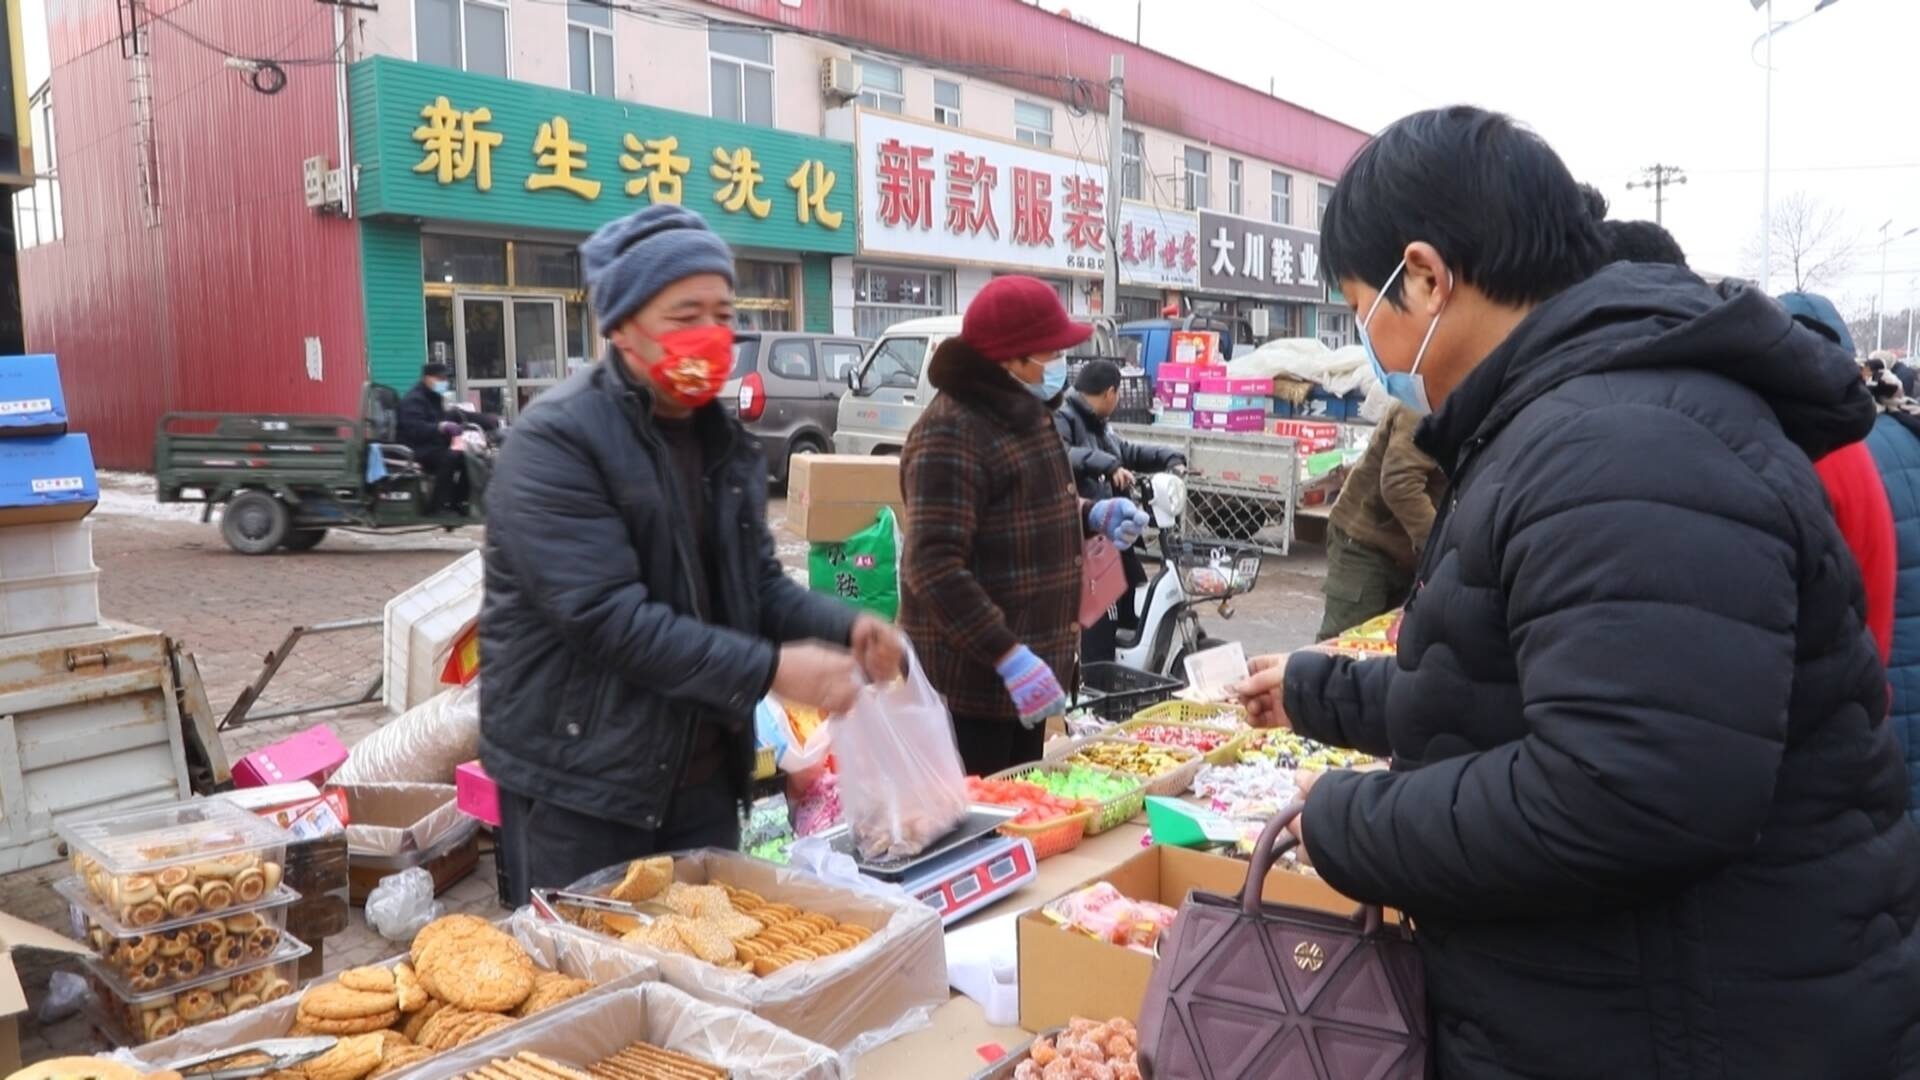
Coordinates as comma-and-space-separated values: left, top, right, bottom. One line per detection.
0, 519, 95, 578
382, 550, 483, 713
0, 519, 99, 634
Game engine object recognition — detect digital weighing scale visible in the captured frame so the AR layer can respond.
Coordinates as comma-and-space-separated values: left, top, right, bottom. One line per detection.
819, 806, 1038, 925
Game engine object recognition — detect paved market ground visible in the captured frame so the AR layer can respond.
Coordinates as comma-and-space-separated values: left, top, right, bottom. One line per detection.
3, 473, 1328, 1061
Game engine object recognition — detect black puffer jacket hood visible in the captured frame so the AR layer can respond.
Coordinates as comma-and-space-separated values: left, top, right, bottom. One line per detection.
1420, 262, 1875, 472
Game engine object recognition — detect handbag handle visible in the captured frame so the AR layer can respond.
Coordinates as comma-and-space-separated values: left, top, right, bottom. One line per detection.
1239, 797, 1386, 935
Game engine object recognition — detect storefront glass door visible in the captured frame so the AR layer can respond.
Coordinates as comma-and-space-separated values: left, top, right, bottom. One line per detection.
453, 294, 563, 420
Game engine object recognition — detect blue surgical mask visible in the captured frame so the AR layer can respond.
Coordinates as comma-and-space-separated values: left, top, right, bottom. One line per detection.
1027, 357, 1068, 401
428, 378, 449, 394
1358, 259, 1450, 416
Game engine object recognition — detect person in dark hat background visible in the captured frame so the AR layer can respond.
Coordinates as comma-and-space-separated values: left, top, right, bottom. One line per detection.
480, 204, 905, 903
900, 275, 1148, 775
395, 361, 473, 513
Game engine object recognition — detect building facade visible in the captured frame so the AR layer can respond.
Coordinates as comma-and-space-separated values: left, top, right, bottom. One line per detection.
23, 0, 1367, 465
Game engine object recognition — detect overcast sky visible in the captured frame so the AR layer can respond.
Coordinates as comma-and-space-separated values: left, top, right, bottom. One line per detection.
1061, 0, 1919, 321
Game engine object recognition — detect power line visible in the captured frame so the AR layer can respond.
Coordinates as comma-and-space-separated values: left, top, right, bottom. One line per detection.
1625, 164, 1687, 226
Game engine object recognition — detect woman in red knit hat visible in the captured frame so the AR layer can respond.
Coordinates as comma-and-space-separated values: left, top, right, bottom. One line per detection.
899, 276, 1148, 774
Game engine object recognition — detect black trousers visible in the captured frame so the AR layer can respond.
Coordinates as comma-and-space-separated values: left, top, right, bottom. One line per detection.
952, 715, 1046, 777
496, 776, 740, 907
416, 446, 467, 513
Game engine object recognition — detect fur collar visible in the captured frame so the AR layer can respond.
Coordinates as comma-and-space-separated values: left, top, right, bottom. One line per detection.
928, 339, 1056, 430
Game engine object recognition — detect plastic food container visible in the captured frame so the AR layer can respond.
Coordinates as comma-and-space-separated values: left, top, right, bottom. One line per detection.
66, 885, 294, 995
1046, 736, 1203, 798
57, 799, 292, 928
87, 935, 308, 1044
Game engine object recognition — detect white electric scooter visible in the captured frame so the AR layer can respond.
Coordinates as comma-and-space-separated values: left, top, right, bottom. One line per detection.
1110, 472, 1263, 679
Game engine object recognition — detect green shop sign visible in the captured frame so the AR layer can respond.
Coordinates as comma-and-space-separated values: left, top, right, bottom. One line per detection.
349, 56, 855, 254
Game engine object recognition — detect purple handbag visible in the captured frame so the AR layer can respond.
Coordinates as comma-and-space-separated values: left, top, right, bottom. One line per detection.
1138, 802, 1428, 1080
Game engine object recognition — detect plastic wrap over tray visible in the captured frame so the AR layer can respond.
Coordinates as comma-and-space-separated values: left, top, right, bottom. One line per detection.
114, 928, 657, 1076
333, 681, 481, 786
523, 846, 947, 1057
405, 980, 844, 1080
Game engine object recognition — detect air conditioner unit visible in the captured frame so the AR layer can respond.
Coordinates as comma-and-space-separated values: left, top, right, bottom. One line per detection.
1250, 308, 1271, 339
820, 57, 858, 103
301, 156, 328, 209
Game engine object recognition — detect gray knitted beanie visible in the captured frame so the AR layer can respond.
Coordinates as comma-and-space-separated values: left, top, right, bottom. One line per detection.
580, 204, 736, 335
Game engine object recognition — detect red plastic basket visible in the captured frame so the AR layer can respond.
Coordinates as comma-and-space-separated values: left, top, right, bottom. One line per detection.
995, 806, 1093, 860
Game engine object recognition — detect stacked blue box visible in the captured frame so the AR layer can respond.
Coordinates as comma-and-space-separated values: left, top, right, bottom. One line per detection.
0, 356, 97, 526
0, 355, 69, 436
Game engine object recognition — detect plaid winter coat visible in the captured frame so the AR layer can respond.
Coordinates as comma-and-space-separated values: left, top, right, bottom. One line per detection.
900, 341, 1084, 723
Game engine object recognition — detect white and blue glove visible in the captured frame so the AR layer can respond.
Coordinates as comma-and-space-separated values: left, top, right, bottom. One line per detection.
1088, 497, 1150, 546
997, 645, 1067, 729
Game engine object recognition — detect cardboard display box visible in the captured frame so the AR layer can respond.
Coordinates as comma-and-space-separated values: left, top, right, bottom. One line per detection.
785, 455, 906, 542
0, 912, 91, 1073
339, 783, 481, 903
0, 355, 69, 437
0, 434, 96, 526
1016, 843, 1372, 1032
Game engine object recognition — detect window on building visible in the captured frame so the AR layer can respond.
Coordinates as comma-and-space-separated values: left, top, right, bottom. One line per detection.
735, 259, 796, 331
1228, 158, 1243, 217
416, 0, 508, 77
1014, 100, 1053, 148
709, 27, 773, 126
1183, 147, 1210, 211
1120, 128, 1144, 201
933, 79, 962, 127
421, 235, 509, 285
1317, 182, 1335, 227
15, 85, 58, 249
566, 1, 613, 97
1270, 170, 1292, 225
854, 265, 948, 340
512, 242, 581, 289
857, 59, 904, 114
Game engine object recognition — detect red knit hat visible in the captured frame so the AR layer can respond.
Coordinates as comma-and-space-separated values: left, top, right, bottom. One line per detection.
960, 275, 1094, 362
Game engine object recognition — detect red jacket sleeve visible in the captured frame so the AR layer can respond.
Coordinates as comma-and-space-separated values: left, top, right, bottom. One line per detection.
1813, 441, 1895, 666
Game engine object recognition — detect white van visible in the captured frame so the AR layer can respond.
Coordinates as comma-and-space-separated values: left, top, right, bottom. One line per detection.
832, 315, 962, 456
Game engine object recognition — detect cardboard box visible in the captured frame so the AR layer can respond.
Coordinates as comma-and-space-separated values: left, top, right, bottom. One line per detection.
1268, 419, 1342, 453
1017, 843, 1371, 1032
785, 455, 906, 543
0, 434, 96, 525
1153, 388, 1192, 411
1154, 362, 1216, 383
233, 724, 348, 788
0, 912, 92, 1072
1191, 393, 1269, 413
1156, 410, 1194, 430
0, 355, 68, 437
339, 782, 481, 903
1169, 331, 1221, 366
456, 759, 502, 827
1194, 376, 1272, 397
1301, 387, 1367, 421
1192, 409, 1268, 432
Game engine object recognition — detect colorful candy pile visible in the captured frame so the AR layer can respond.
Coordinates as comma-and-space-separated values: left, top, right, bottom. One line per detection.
1238, 729, 1374, 771
1014, 765, 1139, 804
1064, 741, 1194, 779
1126, 723, 1237, 754
964, 776, 1086, 826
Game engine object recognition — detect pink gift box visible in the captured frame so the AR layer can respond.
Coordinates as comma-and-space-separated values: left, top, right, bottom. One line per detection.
456, 759, 502, 827
232, 724, 348, 788
1192, 409, 1269, 432
1155, 362, 1217, 383
1155, 388, 1193, 410
1195, 376, 1273, 396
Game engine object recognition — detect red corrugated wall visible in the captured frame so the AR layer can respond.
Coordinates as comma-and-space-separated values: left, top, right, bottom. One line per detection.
700, 0, 1372, 180
23, 0, 365, 469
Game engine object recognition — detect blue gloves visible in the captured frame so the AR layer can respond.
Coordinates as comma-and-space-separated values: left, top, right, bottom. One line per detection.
1088, 497, 1150, 546
996, 645, 1067, 729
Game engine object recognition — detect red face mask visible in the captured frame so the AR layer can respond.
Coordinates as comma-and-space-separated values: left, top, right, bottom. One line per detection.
642, 324, 735, 408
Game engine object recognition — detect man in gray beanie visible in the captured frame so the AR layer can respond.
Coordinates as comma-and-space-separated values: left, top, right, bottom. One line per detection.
479, 204, 905, 902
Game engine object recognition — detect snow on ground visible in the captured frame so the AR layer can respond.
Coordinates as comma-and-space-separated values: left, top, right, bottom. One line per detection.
93, 471, 209, 523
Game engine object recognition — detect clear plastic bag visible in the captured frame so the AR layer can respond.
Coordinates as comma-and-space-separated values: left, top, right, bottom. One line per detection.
364, 866, 444, 940
829, 650, 970, 862
332, 680, 481, 785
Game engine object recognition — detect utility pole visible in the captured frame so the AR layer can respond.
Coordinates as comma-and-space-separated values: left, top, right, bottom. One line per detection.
1625, 164, 1687, 226
1103, 53, 1125, 319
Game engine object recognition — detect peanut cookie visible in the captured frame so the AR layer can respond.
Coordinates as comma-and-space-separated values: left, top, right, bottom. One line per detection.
394, 962, 429, 1012
301, 981, 401, 1020
409, 914, 495, 965
302, 1010, 402, 1036
401, 998, 448, 1042
418, 932, 534, 1013
368, 1046, 436, 1080
303, 1034, 385, 1080
608, 856, 672, 904
340, 966, 396, 994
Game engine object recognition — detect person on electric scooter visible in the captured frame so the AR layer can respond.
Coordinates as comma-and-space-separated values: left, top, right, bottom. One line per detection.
1054, 359, 1187, 663
396, 362, 472, 513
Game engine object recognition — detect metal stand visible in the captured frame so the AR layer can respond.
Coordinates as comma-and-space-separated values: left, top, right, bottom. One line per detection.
220, 616, 384, 730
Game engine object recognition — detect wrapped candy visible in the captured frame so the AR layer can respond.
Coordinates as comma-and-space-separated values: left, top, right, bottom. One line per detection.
1041, 883, 1179, 954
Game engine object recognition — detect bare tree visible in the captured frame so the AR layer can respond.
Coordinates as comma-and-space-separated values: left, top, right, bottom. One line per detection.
1747, 191, 1858, 293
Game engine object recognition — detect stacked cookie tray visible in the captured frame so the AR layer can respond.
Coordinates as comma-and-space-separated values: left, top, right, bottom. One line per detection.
54, 798, 311, 1044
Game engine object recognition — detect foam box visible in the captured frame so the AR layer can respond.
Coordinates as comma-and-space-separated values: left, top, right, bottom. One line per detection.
233, 724, 349, 788
0, 355, 68, 437
0, 434, 96, 525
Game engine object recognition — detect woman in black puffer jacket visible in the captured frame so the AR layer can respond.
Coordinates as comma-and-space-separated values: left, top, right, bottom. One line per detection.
1234, 106, 1920, 1079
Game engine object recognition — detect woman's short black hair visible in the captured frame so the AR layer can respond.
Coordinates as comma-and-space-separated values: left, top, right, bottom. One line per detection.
1073, 359, 1123, 395
1321, 106, 1608, 310
1601, 220, 1688, 269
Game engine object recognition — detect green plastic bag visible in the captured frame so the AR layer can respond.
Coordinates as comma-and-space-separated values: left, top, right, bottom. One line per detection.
809, 506, 900, 619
